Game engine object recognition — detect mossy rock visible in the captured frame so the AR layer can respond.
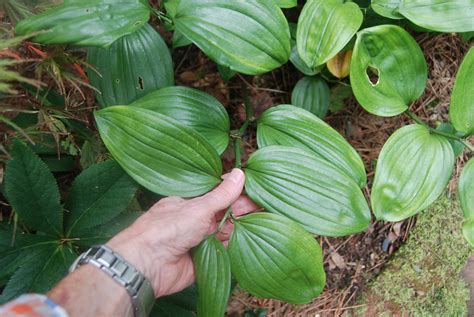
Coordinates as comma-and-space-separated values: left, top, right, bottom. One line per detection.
359, 194, 471, 316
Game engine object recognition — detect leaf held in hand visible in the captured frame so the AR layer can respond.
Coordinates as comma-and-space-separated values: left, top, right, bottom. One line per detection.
245, 146, 371, 236
228, 213, 326, 304
371, 124, 455, 222
95, 106, 222, 197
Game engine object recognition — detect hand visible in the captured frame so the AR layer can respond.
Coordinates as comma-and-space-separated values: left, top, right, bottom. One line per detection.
107, 168, 257, 297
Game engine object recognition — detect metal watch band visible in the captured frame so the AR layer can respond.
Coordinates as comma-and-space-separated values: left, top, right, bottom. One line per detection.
69, 245, 155, 317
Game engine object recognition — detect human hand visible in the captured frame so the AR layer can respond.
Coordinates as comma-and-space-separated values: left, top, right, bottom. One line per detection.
107, 168, 257, 298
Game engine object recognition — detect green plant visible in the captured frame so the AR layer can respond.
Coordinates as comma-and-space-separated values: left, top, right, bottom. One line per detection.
3, 0, 474, 315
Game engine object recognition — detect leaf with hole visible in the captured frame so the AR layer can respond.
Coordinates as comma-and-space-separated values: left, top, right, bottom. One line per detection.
64, 160, 139, 236
88, 24, 174, 107
350, 25, 427, 117
398, 0, 474, 33
459, 159, 474, 246
130, 86, 230, 154
257, 105, 367, 187
193, 236, 231, 317
228, 213, 326, 303
15, 0, 150, 47
4, 140, 62, 235
297, 0, 363, 69
95, 106, 222, 197
371, 124, 455, 222
173, 0, 291, 75
291, 76, 330, 119
245, 146, 371, 236
450, 47, 474, 136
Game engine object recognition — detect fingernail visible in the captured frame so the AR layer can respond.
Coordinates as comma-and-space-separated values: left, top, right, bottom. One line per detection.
227, 168, 244, 183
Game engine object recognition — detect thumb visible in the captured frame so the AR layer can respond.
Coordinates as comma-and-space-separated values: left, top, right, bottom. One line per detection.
195, 168, 245, 214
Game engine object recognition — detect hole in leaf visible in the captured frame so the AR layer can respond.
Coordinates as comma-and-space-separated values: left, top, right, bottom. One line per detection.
115, 79, 120, 84
366, 66, 380, 86
85, 8, 90, 13
138, 77, 144, 90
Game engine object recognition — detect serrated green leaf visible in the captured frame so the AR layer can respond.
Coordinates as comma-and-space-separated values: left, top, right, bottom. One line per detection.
371, 0, 403, 19
398, 0, 474, 33
228, 213, 326, 303
0, 244, 76, 303
130, 86, 230, 154
95, 106, 222, 197
245, 146, 371, 236
173, 0, 291, 75
297, 0, 363, 69
459, 159, 474, 246
15, 0, 150, 47
88, 24, 174, 107
371, 124, 455, 222
4, 140, 62, 235
64, 160, 139, 236
193, 236, 230, 317
275, 0, 297, 8
350, 25, 427, 117
291, 76, 330, 119
257, 105, 367, 187
450, 47, 474, 136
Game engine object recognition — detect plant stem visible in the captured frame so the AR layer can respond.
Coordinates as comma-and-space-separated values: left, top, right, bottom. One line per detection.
217, 207, 233, 232
405, 110, 473, 153
233, 83, 254, 168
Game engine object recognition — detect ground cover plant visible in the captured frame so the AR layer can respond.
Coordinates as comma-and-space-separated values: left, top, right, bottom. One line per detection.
0, 0, 473, 315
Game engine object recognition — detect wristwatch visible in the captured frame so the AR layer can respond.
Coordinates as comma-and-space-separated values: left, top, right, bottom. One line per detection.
69, 245, 155, 317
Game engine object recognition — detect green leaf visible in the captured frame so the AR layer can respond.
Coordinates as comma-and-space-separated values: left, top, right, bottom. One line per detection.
291, 76, 330, 119
15, 0, 150, 47
450, 47, 474, 136
130, 86, 230, 154
88, 24, 174, 107
152, 285, 198, 317
459, 159, 474, 246
4, 140, 62, 235
173, 0, 291, 75
371, 0, 403, 19
350, 25, 427, 117
245, 146, 371, 236
172, 30, 193, 49
257, 105, 367, 187
0, 244, 76, 303
290, 46, 323, 76
371, 124, 454, 222
64, 160, 139, 236
398, 0, 474, 33
95, 106, 222, 197
193, 236, 231, 317
228, 213, 326, 304
275, 0, 297, 8
297, 0, 363, 69
329, 83, 353, 112
435, 123, 465, 156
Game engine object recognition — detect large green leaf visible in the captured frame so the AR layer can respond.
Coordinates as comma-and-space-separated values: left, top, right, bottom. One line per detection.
275, 0, 297, 8
15, 0, 150, 47
193, 236, 231, 317
450, 47, 474, 136
228, 213, 326, 304
257, 105, 367, 187
130, 86, 230, 154
297, 0, 363, 69
87, 24, 174, 107
245, 146, 371, 236
64, 160, 139, 236
95, 106, 222, 197
291, 76, 330, 119
459, 159, 474, 246
0, 244, 76, 303
398, 0, 474, 32
350, 25, 427, 117
173, 0, 291, 75
4, 140, 62, 235
371, 0, 403, 19
371, 124, 454, 222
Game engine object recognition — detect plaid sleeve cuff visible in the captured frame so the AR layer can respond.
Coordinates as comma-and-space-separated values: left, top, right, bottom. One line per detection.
0, 294, 68, 317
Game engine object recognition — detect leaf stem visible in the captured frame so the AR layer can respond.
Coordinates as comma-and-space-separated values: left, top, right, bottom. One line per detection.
151, 8, 173, 25
217, 207, 233, 232
405, 110, 473, 153
233, 83, 254, 168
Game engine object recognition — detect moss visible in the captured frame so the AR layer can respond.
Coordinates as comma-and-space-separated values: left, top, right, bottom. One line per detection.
359, 194, 471, 316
